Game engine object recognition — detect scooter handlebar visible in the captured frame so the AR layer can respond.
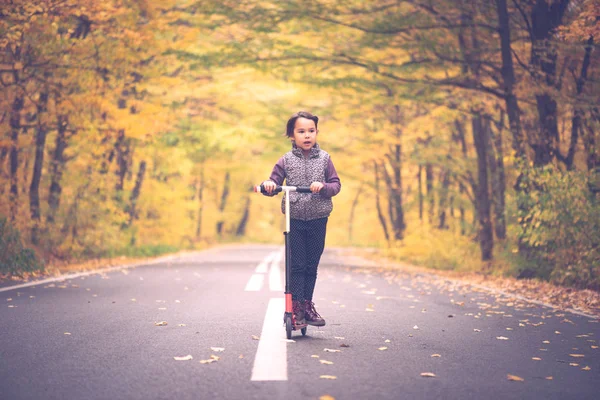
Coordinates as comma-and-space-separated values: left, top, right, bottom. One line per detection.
253, 184, 312, 194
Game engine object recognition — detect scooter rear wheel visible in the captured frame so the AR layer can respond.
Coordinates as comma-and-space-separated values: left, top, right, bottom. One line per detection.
285, 315, 292, 339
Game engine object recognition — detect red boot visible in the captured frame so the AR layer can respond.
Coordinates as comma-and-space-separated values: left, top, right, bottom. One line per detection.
292, 300, 306, 325
304, 300, 326, 326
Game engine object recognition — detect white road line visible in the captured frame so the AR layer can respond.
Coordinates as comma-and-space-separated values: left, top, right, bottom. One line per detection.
269, 252, 283, 292
251, 297, 287, 381
255, 252, 276, 273
244, 274, 264, 292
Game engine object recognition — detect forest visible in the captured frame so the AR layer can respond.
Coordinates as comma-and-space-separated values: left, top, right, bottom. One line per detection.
0, 0, 599, 290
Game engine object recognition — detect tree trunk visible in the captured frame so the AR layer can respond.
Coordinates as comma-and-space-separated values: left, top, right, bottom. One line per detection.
584, 117, 598, 171
389, 104, 405, 240
348, 182, 363, 242
564, 36, 593, 170
195, 164, 205, 240
216, 171, 230, 236
438, 168, 450, 230
425, 164, 434, 225
127, 160, 147, 227
488, 112, 507, 240
453, 118, 468, 235
29, 90, 49, 244
115, 129, 130, 195
374, 161, 390, 242
418, 165, 423, 221
472, 112, 493, 261
235, 195, 251, 236
47, 115, 69, 224
530, 0, 569, 166
495, 0, 526, 161
9, 93, 24, 223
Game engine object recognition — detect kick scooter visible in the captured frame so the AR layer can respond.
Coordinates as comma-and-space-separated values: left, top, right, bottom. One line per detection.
254, 184, 311, 339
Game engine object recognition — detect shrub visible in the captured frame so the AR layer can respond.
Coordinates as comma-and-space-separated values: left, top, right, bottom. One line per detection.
0, 217, 44, 276
517, 168, 600, 290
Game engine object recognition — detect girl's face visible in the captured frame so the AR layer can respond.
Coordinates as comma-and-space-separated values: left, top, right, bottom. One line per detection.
292, 117, 318, 153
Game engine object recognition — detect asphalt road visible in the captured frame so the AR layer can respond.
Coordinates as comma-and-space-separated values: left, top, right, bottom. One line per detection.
1, 244, 598, 400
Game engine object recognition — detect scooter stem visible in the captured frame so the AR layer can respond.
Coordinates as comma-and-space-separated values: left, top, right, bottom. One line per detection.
284, 187, 291, 233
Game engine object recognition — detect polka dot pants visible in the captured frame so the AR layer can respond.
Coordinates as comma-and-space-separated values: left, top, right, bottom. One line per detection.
289, 217, 328, 302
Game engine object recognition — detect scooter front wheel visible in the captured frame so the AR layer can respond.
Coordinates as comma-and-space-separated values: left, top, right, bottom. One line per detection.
285, 315, 292, 339
301, 326, 307, 336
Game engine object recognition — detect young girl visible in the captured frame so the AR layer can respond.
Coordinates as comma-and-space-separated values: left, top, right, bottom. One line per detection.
262, 111, 341, 326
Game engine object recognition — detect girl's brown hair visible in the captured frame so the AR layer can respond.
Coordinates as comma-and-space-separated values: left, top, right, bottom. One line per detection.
285, 111, 319, 137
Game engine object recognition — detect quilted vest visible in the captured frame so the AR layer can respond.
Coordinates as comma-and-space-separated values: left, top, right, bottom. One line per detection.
281, 143, 333, 221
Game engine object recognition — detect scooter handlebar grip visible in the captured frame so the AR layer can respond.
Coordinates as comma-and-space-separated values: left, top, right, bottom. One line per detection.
254, 184, 283, 194
296, 187, 311, 193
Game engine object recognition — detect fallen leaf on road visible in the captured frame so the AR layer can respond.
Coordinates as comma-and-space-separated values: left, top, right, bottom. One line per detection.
252, 335, 260, 340
366, 307, 375, 312
320, 360, 334, 365
178, 324, 186, 327
431, 354, 441, 358
174, 355, 193, 361
569, 354, 585, 358
311, 355, 320, 358
543, 340, 550, 344
592, 346, 598, 349
532, 357, 542, 361
158, 307, 167, 310
334, 337, 345, 340
420, 372, 436, 378
474, 329, 482, 332
496, 336, 509, 340
320, 375, 337, 380
546, 376, 553, 380
570, 363, 579, 366
324, 348, 341, 353
211, 347, 225, 352
582, 366, 591, 371
555, 331, 561, 334
378, 347, 388, 351
385, 339, 391, 343
340, 344, 350, 348
154, 321, 168, 326
413, 325, 419, 330
64, 332, 71, 335
199, 358, 217, 364
319, 396, 335, 400
507, 374, 524, 382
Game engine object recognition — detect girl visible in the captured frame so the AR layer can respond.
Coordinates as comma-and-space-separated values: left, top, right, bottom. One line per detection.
262, 111, 341, 326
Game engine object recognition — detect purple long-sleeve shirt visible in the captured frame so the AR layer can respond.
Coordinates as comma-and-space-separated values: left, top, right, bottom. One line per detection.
267, 155, 341, 198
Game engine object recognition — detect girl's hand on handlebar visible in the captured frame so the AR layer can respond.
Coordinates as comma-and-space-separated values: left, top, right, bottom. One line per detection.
310, 182, 324, 193
262, 180, 277, 194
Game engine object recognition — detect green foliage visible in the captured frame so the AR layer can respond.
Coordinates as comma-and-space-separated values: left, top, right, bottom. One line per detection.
102, 244, 179, 258
517, 168, 600, 289
0, 217, 44, 275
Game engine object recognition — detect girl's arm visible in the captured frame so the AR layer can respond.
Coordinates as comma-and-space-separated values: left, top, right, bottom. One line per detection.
262, 156, 286, 196
268, 156, 286, 185
320, 157, 341, 198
